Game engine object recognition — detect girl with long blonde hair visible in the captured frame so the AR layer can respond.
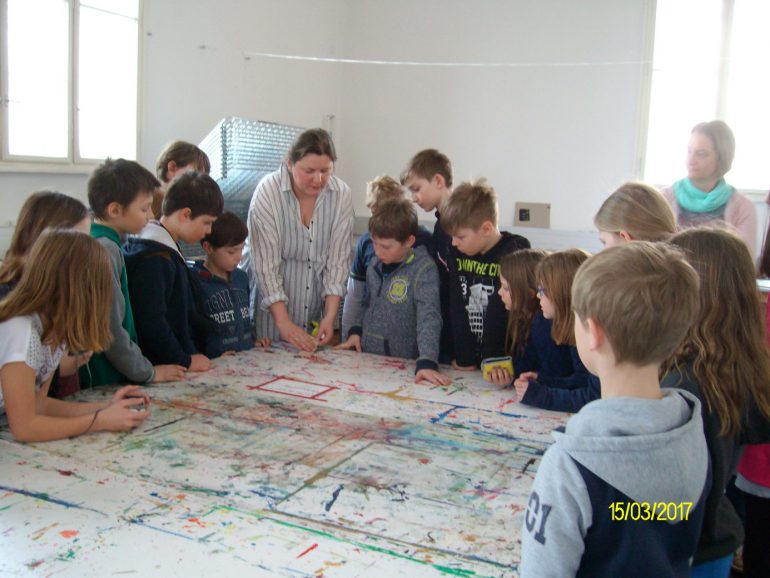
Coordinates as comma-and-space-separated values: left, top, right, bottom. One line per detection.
664, 228, 770, 577
0, 230, 149, 442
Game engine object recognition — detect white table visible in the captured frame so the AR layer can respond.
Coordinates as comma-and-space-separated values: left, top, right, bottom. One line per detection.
0, 344, 567, 577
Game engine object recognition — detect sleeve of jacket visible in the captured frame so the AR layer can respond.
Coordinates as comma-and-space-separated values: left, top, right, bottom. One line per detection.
536, 347, 590, 390
520, 443, 592, 577
341, 276, 366, 340
249, 179, 289, 310
414, 260, 441, 372
447, 254, 479, 368
101, 242, 154, 382
481, 293, 510, 361
323, 180, 355, 299
521, 374, 601, 413
128, 253, 192, 368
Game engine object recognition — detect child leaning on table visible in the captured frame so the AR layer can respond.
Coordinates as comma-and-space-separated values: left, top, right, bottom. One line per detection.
190, 211, 270, 358
520, 242, 709, 578
0, 230, 150, 442
336, 197, 451, 386
82, 158, 186, 387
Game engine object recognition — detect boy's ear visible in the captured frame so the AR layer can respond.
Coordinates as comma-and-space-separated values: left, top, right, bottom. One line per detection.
432, 174, 446, 189
106, 201, 123, 219
405, 234, 416, 248
166, 160, 179, 180
201, 241, 214, 255
480, 220, 495, 236
586, 317, 605, 351
179, 207, 192, 222
619, 230, 633, 242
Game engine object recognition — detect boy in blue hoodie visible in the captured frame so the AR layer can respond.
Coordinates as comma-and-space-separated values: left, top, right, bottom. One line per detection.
190, 211, 269, 358
124, 172, 223, 372
520, 242, 710, 577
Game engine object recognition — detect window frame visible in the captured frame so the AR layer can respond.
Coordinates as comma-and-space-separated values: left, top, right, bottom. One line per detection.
639, 0, 766, 200
0, 0, 142, 173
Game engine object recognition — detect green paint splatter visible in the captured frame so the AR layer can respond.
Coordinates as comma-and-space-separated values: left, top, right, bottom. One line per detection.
56, 549, 76, 562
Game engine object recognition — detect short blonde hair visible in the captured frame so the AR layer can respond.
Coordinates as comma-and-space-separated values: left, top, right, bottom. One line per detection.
441, 178, 498, 234
365, 176, 404, 211
594, 182, 676, 242
572, 242, 698, 365
536, 249, 591, 345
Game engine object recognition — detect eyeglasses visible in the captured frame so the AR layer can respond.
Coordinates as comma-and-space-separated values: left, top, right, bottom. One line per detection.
536, 285, 547, 297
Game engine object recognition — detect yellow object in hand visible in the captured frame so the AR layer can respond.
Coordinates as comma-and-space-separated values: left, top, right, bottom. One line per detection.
481, 356, 514, 380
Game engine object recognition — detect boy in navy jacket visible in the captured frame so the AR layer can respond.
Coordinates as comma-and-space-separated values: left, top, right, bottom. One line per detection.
125, 172, 223, 372
190, 211, 269, 358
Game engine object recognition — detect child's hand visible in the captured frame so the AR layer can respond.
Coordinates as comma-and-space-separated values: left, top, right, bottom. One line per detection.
152, 364, 186, 383
486, 367, 513, 386
334, 335, 362, 352
315, 317, 335, 347
95, 397, 149, 432
451, 360, 477, 371
278, 320, 317, 352
221, 350, 236, 357
110, 385, 148, 405
415, 368, 452, 386
255, 337, 271, 348
514, 376, 531, 400
189, 354, 212, 372
518, 371, 538, 382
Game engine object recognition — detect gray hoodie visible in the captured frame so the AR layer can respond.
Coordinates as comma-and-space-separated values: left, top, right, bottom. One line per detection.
349, 245, 441, 372
520, 389, 709, 577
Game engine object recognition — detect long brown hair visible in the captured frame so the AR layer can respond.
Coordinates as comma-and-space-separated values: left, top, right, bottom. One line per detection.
0, 191, 88, 286
536, 249, 591, 346
664, 228, 770, 437
501, 249, 549, 356
0, 230, 112, 353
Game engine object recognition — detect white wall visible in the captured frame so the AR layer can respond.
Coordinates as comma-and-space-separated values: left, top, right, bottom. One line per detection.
335, 0, 649, 230
139, 0, 347, 167
4, 0, 731, 253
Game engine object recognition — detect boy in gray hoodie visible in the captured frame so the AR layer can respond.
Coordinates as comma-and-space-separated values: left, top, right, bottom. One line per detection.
520, 242, 710, 577
336, 198, 450, 386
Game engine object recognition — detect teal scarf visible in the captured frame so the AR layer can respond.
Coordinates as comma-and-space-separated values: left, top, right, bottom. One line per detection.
673, 178, 734, 213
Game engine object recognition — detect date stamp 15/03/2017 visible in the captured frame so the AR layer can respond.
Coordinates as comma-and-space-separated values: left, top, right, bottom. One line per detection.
609, 501, 693, 522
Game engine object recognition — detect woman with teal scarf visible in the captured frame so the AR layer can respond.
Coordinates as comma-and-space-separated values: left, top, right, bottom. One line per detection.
663, 120, 757, 257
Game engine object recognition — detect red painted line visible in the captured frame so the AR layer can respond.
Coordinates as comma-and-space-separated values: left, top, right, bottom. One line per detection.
296, 543, 318, 559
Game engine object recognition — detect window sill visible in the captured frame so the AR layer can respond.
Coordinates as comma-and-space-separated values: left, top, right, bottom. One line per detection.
0, 161, 98, 175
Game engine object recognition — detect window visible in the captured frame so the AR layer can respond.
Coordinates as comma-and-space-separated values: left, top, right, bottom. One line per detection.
644, 0, 770, 191
1, 0, 139, 165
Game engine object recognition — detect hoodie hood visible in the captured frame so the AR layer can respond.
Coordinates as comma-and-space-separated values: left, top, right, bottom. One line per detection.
136, 221, 182, 256
554, 388, 708, 506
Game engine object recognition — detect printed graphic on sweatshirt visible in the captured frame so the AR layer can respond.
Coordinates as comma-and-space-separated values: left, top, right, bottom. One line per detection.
206, 289, 250, 333
457, 255, 500, 343
386, 276, 409, 304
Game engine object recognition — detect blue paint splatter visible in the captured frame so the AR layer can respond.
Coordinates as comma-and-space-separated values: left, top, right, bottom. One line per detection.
324, 484, 344, 512
0, 485, 106, 516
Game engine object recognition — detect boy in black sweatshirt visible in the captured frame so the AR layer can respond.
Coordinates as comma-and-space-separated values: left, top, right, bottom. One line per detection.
440, 179, 530, 370
124, 172, 223, 372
